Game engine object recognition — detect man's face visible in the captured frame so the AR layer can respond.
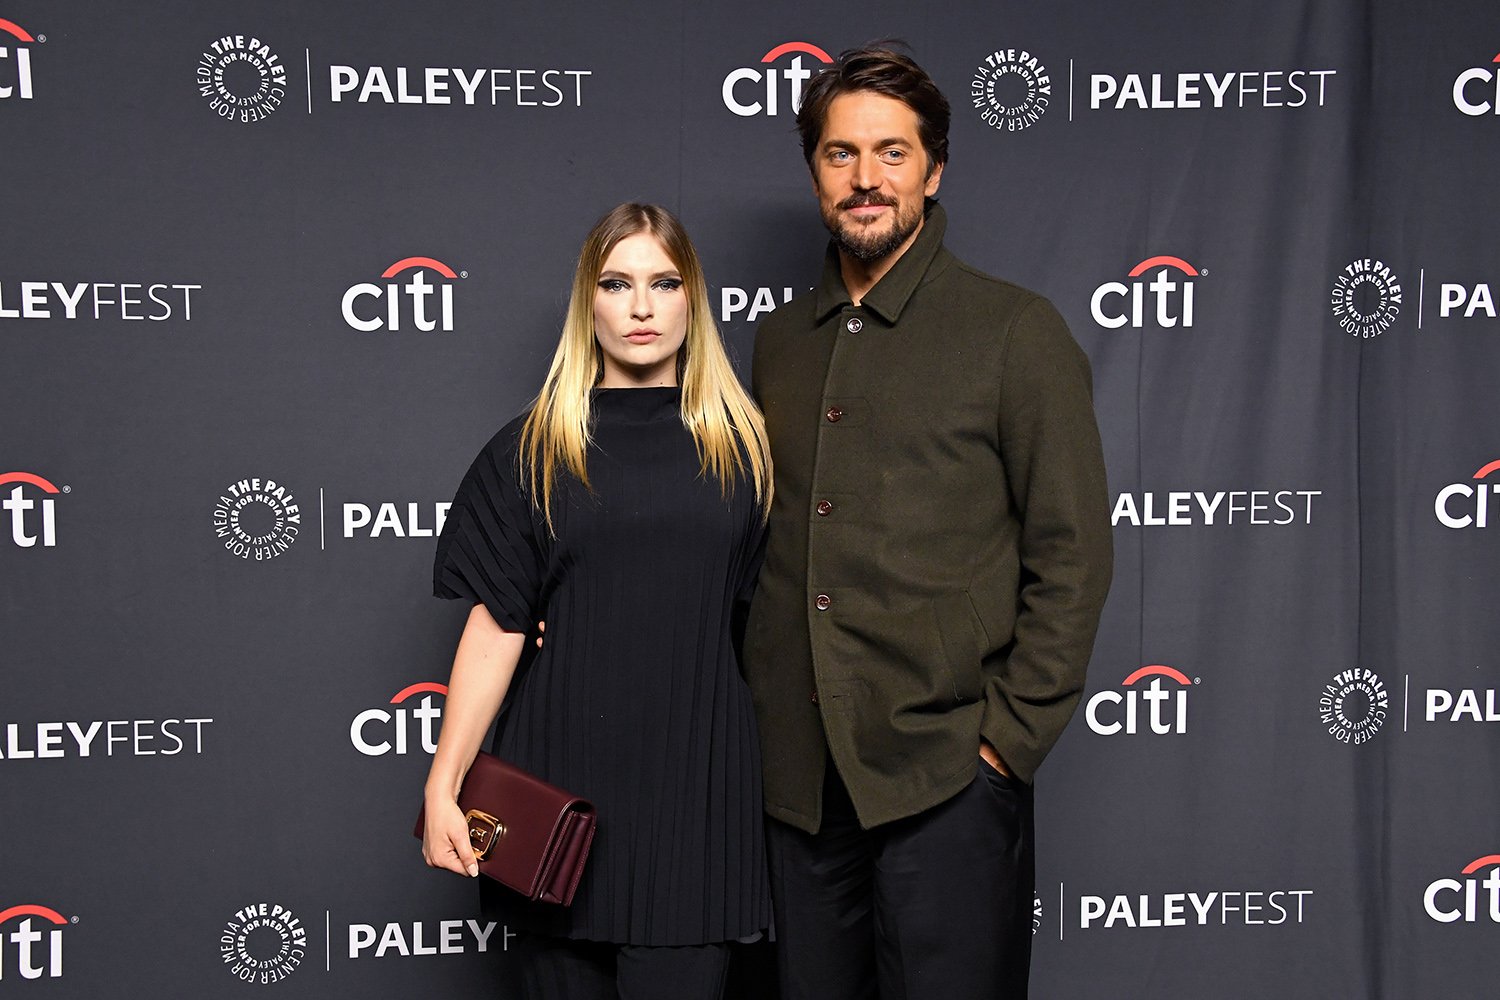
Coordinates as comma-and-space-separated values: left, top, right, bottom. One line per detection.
811, 90, 944, 263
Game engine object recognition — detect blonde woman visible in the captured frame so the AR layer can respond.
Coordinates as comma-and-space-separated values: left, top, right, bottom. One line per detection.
422, 203, 772, 999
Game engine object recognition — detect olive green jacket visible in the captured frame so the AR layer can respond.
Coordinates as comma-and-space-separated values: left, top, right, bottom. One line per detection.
744, 204, 1113, 832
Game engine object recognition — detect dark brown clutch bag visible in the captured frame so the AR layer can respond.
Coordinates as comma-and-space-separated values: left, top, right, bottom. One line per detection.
414, 750, 597, 906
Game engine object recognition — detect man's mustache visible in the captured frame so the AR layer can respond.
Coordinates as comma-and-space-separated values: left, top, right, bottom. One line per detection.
837, 193, 898, 210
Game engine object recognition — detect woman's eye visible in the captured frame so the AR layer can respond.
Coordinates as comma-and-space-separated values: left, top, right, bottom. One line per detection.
598, 279, 627, 292
654, 279, 683, 292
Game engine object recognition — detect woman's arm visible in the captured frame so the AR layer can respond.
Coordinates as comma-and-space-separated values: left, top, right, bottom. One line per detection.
422, 602, 527, 877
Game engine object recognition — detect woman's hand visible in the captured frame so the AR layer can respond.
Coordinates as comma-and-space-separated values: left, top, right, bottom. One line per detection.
423, 792, 479, 878
420, 603, 526, 879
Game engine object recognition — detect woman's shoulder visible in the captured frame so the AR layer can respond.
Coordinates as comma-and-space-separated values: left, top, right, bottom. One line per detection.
457, 407, 534, 487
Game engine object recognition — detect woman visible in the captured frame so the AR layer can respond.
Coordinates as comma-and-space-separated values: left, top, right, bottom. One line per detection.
422, 203, 772, 999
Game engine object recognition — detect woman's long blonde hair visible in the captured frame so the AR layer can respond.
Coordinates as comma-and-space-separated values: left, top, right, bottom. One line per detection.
519, 203, 772, 534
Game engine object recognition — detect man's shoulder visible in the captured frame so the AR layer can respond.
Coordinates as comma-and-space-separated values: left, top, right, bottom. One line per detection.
755, 286, 820, 339
931, 250, 1054, 317
915, 251, 1070, 352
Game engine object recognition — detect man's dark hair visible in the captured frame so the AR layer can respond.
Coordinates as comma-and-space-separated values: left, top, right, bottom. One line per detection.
796, 44, 951, 176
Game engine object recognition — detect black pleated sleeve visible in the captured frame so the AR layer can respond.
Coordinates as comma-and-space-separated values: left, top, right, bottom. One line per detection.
432, 419, 543, 633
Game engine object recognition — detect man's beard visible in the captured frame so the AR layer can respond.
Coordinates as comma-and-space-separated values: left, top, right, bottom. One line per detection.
821, 192, 924, 262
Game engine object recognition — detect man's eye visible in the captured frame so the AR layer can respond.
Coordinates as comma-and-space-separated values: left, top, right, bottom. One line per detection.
829, 150, 852, 162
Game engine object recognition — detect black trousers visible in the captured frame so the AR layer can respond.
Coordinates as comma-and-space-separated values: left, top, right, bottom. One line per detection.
766, 760, 1035, 1000
516, 935, 731, 1000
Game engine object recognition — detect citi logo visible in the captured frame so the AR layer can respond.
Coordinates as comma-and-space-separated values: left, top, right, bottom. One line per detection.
1434, 460, 1500, 529
0, 18, 35, 100
0, 905, 68, 981
2, 472, 62, 548
342, 257, 459, 332
722, 42, 832, 117
1424, 855, 1500, 923
1453, 52, 1500, 116
350, 682, 445, 756
1090, 256, 1202, 329
1085, 665, 1194, 736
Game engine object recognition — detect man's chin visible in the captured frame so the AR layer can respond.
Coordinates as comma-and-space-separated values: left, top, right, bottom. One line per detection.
834, 225, 902, 262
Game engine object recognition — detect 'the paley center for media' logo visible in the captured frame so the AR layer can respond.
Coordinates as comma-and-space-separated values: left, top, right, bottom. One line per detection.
213, 477, 301, 560
197, 34, 288, 123
972, 49, 1052, 132
1318, 668, 1387, 745
1330, 258, 1402, 339
220, 902, 306, 985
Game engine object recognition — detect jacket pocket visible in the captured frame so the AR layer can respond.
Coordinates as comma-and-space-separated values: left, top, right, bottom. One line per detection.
934, 591, 984, 703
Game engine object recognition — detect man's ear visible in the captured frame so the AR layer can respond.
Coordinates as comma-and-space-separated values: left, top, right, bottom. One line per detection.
924, 159, 945, 198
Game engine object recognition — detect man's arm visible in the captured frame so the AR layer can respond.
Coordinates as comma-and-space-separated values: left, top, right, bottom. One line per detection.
979, 296, 1114, 784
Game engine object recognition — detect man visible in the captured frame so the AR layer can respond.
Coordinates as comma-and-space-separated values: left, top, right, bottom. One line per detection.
742, 45, 1113, 998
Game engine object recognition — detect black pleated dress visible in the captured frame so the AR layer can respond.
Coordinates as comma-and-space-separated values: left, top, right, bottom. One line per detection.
433, 386, 770, 946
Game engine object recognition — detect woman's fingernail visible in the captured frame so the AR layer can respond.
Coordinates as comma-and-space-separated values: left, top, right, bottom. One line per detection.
467, 863, 479, 877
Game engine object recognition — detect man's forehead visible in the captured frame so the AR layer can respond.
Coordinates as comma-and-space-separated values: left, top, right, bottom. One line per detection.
820, 91, 922, 142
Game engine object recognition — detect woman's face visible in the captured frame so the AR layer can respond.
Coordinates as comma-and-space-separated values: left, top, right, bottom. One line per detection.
592, 233, 689, 387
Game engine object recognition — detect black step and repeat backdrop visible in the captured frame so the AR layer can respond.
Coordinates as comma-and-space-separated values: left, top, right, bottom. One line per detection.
3, 1, 1497, 996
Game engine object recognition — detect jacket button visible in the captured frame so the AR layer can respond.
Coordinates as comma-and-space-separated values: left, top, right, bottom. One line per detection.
845, 316, 863, 334
815, 500, 833, 516
814, 594, 831, 611
825, 407, 843, 423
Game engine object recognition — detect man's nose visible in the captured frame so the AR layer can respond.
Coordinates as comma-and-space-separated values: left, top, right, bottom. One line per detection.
852, 154, 880, 191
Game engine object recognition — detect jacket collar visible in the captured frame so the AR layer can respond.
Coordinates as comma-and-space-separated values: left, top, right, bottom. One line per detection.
813, 201, 949, 325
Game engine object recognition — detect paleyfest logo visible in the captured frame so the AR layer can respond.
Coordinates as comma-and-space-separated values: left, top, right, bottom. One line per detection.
0, 17, 38, 101
0, 904, 70, 982
197, 34, 287, 123
1452, 52, 1500, 116
1330, 258, 1402, 339
220, 902, 306, 985
722, 41, 832, 117
212, 477, 301, 561
971, 48, 1051, 132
